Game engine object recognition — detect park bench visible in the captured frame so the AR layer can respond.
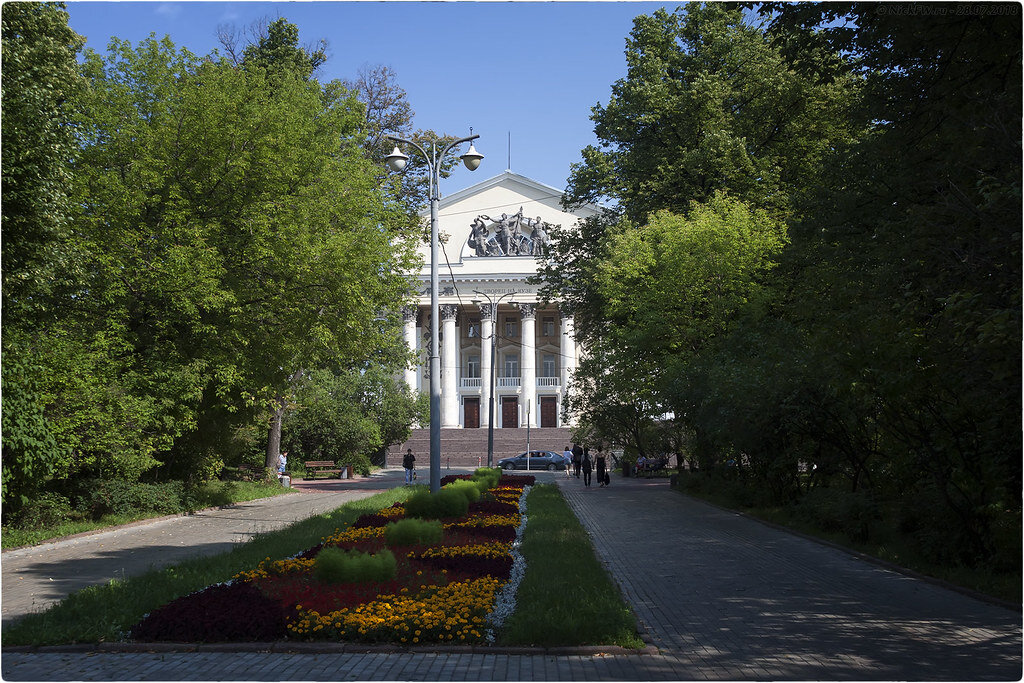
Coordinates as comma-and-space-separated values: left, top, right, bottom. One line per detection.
304, 460, 342, 480
636, 458, 669, 476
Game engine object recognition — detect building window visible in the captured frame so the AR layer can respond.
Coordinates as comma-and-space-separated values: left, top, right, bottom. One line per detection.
467, 355, 481, 378
504, 318, 518, 338
542, 317, 555, 337
467, 318, 480, 338
542, 354, 557, 377
503, 354, 519, 378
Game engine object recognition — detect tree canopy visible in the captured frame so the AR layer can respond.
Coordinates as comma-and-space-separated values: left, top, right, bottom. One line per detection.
2, 13, 423, 506
545, 1, 1020, 570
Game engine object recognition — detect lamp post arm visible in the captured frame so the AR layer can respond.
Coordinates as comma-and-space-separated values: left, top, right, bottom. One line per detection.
386, 135, 429, 167
440, 134, 479, 160
388, 134, 479, 170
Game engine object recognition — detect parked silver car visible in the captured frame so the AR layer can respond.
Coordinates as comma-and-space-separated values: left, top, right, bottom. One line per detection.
498, 450, 568, 471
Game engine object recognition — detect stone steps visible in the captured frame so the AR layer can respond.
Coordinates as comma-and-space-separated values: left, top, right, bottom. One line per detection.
391, 427, 573, 468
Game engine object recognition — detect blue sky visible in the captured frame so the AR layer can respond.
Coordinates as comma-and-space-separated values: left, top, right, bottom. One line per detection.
65, 1, 679, 195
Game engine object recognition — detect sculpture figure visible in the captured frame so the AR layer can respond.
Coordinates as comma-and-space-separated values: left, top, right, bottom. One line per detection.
467, 216, 490, 256
529, 217, 550, 255
468, 208, 542, 257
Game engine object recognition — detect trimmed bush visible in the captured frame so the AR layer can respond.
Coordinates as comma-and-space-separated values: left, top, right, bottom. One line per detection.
384, 518, 444, 547
313, 547, 397, 584
443, 479, 481, 503
404, 488, 470, 520
473, 467, 501, 491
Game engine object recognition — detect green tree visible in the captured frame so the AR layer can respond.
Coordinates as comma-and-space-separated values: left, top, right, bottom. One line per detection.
1, 2, 84, 506
1, 2, 84, 322
63, 35, 416, 480
217, 16, 327, 79
562, 3, 859, 224
282, 365, 426, 474
539, 3, 856, 462
752, 3, 1022, 562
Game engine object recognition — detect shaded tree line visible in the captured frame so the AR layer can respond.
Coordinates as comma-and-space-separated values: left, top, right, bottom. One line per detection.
540, 2, 1020, 573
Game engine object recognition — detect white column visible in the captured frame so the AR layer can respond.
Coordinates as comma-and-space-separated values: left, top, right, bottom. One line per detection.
440, 304, 460, 428
519, 303, 537, 429
560, 313, 576, 388
479, 304, 494, 429
560, 313, 576, 427
402, 306, 419, 393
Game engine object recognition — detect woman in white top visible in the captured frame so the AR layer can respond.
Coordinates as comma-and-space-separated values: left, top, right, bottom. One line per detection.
562, 446, 573, 478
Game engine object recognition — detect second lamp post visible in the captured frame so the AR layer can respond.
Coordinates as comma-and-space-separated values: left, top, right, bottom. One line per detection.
385, 133, 483, 493
472, 290, 517, 468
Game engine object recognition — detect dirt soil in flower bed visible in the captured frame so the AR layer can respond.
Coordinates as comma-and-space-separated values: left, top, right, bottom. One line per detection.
131, 474, 535, 645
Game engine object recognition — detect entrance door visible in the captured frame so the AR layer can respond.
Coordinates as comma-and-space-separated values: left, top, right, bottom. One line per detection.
464, 397, 480, 429
540, 396, 557, 428
501, 397, 519, 428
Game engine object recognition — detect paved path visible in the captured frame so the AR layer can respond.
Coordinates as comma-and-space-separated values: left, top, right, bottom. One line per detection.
3, 470, 1021, 681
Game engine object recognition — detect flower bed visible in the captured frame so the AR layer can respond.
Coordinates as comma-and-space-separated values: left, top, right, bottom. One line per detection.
130, 472, 535, 644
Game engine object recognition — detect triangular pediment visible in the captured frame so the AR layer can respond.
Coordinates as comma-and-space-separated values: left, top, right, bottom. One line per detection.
417, 171, 600, 266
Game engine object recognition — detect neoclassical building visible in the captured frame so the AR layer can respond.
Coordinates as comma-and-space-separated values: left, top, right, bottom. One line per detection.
401, 171, 599, 430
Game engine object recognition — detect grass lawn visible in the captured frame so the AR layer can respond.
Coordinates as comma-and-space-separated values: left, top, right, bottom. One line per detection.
500, 483, 644, 648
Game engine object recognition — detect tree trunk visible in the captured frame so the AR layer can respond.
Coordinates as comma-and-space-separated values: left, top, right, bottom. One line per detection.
265, 395, 286, 471
265, 369, 304, 472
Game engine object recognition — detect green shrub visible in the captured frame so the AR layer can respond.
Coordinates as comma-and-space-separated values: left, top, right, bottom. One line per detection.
11, 492, 76, 529
384, 518, 444, 547
795, 487, 880, 543
443, 478, 481, 503
313, 547, 397, 584
80, 479, 185, 518
404, 488, 469, 520
474, 467, 501, 487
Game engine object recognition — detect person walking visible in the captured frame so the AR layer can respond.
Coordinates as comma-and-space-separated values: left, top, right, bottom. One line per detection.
402, 448, 416, 484
572, 442, 583, 478
582, 447, 593, 487
596, 449, 607, 487
563, 445, 573, 478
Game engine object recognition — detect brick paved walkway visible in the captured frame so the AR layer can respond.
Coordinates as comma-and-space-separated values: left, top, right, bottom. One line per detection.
556, 474, 1021, 680
3, 470, 1021, 681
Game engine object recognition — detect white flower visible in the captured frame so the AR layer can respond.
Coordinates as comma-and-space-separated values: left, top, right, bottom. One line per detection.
484, 484, 531, 642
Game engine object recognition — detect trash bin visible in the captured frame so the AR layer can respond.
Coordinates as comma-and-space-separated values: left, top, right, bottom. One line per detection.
279, 474, 291, 488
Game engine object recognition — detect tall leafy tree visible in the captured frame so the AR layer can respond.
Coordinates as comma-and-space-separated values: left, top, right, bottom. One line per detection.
540, 2, 854, 457
1, 2, 84, 505
64, 35, 416, 479
749, 2, 1023, 561
562, 3, 859, 223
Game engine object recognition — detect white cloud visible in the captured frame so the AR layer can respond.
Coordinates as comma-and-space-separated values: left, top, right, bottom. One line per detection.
153, 3, 182, 19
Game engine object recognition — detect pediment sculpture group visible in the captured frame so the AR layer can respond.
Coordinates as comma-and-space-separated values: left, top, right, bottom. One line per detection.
467, 207, 552, 257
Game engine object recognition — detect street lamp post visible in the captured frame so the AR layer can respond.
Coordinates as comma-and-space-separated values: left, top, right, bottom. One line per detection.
472, 290, 516, 468
385, 133, 483, 493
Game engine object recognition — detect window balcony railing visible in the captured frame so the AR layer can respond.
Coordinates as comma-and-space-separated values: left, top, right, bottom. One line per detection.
536, 377, 560, 387
461, 378, 482, 388
497, 377, 521, 388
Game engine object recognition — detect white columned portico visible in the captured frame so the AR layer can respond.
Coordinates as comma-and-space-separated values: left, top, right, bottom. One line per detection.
440, 304, 460, 428
479, 303, 494, 428
402, 306, 419, 392
520, 303, 537, 429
